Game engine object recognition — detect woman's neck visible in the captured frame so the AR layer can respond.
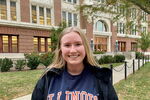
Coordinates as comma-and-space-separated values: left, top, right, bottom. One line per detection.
67, 63, 84, 75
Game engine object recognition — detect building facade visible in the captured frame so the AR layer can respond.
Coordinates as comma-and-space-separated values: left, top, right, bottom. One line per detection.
0, 0, 149, 53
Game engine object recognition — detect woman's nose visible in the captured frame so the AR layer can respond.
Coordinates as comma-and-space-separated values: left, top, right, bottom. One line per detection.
70, 45, 76, 52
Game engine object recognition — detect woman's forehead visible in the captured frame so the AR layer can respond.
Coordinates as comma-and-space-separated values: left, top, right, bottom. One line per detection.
61, 32, 83, 43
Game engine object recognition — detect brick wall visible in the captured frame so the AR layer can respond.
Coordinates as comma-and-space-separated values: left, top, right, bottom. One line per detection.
54, 0, 61, 26
117, 37, 137, 51
0, 26, 50, 53
79, 0, 86, 29
85, 21, 93, 43
20, 0, 30, 22
111, 22, 117, 52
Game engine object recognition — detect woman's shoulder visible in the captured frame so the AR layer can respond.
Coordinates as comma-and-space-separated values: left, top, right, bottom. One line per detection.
37, 67, 63, 84
89, 65, 112, 83
43, 67, 64, 76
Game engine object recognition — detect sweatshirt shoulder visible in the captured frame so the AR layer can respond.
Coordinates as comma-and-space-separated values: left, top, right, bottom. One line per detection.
90, 66, 112, 83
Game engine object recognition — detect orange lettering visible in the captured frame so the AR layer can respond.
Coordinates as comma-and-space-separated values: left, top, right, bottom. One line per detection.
47, 94, 54, 100
57, 91, 62, 100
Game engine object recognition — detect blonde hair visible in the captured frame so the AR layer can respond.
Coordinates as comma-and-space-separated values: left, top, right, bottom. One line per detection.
47, 27, 100, 69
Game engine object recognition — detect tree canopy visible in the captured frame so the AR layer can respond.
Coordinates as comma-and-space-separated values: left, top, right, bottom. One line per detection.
50, 22, 66, 51
137, 32, 150, 52
128, 0, 150, 14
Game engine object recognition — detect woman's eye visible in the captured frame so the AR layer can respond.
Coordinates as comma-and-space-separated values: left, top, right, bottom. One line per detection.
64, 44, 70, 47
75, 43, 81, 46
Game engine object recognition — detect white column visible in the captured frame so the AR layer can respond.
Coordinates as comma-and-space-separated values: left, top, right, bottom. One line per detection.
7, 0, 10, 20
37, 5, 40, 24
51, 0, 54, 26
44, 7, 47, 25
16, 0, 21, 22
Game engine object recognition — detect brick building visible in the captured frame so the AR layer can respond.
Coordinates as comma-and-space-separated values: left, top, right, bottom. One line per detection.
0, 0, 149, 53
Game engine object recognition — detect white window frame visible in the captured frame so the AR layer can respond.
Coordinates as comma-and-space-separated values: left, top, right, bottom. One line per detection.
117, 22, 125, 34
63, 0, 77, 4
131, 8, 136, 19
95, 20, 107, 32
62, 11, 78, 27
142, 11, 147, 21
0, 0, 20, 21
30, 4, 52, 26
131, 25, 137, 35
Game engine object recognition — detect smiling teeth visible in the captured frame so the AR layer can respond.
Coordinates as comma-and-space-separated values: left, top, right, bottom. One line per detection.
69, 55, 78, 58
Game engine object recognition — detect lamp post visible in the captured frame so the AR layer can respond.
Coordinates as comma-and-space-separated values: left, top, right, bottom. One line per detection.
90, 38, 94, 51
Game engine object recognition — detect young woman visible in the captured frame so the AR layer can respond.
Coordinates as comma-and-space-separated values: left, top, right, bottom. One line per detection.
32, 27, 118, 100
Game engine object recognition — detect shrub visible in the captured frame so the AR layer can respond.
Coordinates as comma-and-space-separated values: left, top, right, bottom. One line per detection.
98, 55, 113, 64
114, 55, 125, 63
94, 56, 99, 63
15, 59, 26, 71
25, 53, 40, 70
40, 52, 54, 67
93, 51, 105, 54
0, 59, 2, 71
136, 52, 144, 59
98, 57, 105, 64
0, 58, 13, 72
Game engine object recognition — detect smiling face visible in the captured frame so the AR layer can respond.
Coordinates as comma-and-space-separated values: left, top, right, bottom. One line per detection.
60, 31, 86, 67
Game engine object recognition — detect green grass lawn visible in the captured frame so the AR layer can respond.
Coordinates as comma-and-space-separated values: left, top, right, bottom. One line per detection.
0, 62, 149, 100
0, 69, 43, 100
114, 62, 150, 100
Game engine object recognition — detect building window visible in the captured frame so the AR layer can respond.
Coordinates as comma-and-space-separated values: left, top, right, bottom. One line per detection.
46, 8, 51, 25
117, 5, 125, 15
0, 0, 7, 20
131, 42, 137, 51
118, 41, 126, 52
73, 14, 77, 26
47, 38, 51, 52
31, 5, 51, 25
39, 7, 44, 25
41, 38, 45, 52
2, 35, 9, 53
68, 0, 71, 2
142, 11, 147, 21
131, 8, 136, 19
32, 5, 37, 23
10, 1, 17, 21
131, 25, 137, 35
117, 22, 125, 34
141, 27, 147, 33
94, 44, 107, 52
33, 37, 51, 52
12, 36, 18, 53
33, 37, 38, 52
94, 0, 105, 3
95, 20, 107, 32
0, 35, 18, 53
73, 0, 77, 4
62, 11, 66, 22
68, 12, 72, 26
94, 37, 107, 52
62, 11, 78, 27
63, 0, 77, 4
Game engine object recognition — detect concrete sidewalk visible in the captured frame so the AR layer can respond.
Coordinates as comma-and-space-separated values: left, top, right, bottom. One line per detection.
13, 59, 144, 100
112, 59, 143, 84
13, 94, 31, 100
